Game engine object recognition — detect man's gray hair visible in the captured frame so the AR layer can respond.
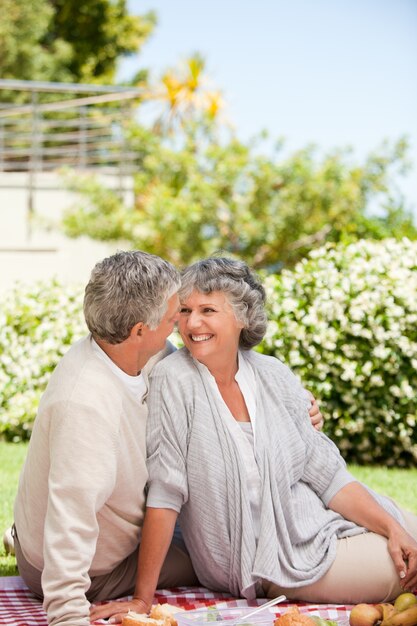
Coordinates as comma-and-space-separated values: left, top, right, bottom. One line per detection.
84, 250, 180, 344
179, 257, 267, 350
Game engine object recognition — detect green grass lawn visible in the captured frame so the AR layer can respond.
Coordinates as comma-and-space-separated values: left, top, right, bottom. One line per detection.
0, 441, 28, 575
0, 442, 416, 577
349, 465, 417, 513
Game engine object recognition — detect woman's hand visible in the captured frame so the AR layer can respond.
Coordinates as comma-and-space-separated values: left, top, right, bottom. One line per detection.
90, 597, 149, 624
91, 509, 178, 623
330, 482, 417, 591
387, 525, 417, 592
308, 392, 324, 431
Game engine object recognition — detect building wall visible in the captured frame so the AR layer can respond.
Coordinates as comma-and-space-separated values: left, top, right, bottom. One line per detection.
0, 172, 133, 292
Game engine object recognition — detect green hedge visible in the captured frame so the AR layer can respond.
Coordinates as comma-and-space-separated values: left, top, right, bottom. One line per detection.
260, 238, 417, 466
0, 280, 86, 441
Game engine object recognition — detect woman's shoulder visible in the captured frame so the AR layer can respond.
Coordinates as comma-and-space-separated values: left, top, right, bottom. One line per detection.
150, 347, 195, 378
149, 349, 202, 404
243, 350, 303, 390
244, 349, 291, 374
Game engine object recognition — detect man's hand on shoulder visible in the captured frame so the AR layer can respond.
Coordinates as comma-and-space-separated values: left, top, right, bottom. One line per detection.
308, 392, 324, 431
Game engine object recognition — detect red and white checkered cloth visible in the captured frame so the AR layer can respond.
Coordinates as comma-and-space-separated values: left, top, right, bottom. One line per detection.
0, 576, 352, 626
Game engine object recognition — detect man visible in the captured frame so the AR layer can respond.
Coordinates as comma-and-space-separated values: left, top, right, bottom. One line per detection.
13, 251, 196, 626
12, 250, 323, 626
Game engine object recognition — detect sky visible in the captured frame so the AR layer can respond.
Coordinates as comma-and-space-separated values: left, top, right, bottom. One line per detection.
121, 0, 417, 213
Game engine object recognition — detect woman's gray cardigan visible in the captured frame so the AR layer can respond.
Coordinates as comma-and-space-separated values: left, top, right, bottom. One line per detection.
146, 348, 403, 598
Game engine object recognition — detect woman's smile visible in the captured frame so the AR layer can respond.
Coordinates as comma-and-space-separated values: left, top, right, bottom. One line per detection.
190, 333, 214, 342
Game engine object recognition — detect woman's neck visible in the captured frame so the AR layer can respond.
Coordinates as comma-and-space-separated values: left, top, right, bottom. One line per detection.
201, 352, 240, 386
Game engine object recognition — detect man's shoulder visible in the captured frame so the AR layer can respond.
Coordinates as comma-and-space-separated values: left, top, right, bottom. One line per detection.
44, 335, 123, 404
49, 335, 91, 378
51, 335, 102, 377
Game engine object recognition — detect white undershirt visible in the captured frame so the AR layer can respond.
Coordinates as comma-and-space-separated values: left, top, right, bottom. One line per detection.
238, 421, 262, 539
92, 338, 147, 401
234, 352, 258, 441
200, 351, 262, 539
235, 354, 262, 539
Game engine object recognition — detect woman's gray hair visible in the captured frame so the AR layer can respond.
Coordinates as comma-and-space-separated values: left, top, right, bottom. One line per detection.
84, 250, 180, 344
180, 257, 267, 350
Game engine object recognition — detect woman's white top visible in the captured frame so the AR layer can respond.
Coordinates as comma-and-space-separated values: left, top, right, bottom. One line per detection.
204, 352, 262, 539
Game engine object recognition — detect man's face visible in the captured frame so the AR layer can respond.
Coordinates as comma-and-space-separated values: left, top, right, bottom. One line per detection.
140, 293, 180, 357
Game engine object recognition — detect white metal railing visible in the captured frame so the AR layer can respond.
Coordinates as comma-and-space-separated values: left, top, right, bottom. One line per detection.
0, 79, 143, 241
0, 79, 143, 176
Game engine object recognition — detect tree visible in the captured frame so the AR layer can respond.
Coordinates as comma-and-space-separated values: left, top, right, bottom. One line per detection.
143, 53, 225, 135
0, 0, 66, 83
0, 0, 155, 85
62, 121, 417, 269
45, 0, 156, 84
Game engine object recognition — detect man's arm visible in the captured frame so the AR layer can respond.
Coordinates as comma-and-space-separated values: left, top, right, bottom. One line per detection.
43, 402, 117, 626
307, 392, 324, 430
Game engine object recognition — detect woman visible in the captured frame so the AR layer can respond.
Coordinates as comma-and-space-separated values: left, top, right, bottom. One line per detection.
92, 258, 417, 624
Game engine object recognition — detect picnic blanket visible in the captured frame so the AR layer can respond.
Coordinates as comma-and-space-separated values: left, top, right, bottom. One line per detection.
0, 576, 352, 626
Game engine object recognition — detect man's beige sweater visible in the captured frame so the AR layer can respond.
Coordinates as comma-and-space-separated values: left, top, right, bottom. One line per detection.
14, 335, 170, 626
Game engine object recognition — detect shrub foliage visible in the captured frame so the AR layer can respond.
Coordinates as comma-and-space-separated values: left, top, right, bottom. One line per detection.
260, 238, 417, 466
0, 280, 86, 441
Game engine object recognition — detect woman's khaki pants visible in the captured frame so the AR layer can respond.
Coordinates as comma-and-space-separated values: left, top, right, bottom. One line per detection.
263, 509, 417, 604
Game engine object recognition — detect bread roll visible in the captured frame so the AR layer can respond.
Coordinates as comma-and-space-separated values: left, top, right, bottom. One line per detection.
122, 612, 168, 626
274, 608, 316, 626
122, 604, 182, 626
150, 603, 183, 626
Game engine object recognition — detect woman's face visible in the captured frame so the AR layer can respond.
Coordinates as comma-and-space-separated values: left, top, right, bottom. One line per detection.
178, 290, 244, 366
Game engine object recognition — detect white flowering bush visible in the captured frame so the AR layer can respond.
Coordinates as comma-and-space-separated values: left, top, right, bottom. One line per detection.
0, 280, 86, 441
260, 238, 417, 466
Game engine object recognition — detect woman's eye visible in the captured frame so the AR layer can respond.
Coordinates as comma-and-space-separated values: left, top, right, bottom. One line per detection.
179, 308, 190, 314
203, 308, 215, 313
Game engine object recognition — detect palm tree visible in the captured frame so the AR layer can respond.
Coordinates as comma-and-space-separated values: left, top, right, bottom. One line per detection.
144, 53, 225, 135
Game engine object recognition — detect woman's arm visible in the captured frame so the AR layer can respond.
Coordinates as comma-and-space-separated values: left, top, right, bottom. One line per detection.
89, 507, 177, 624
133, 508, 178, 609
329, 481, 417, 591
